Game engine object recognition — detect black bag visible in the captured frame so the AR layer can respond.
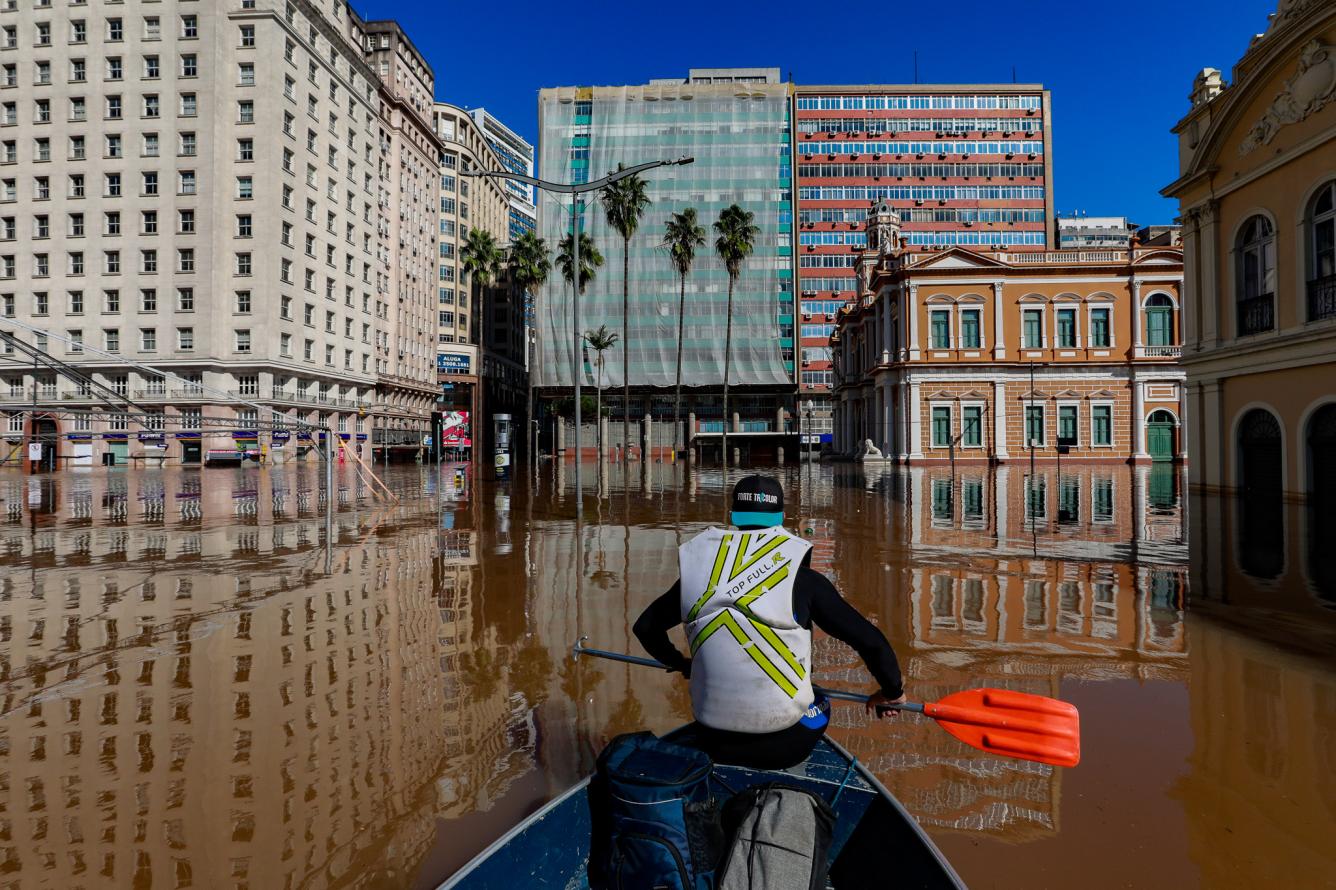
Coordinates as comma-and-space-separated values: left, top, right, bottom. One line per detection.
588, 732, 724, 889
717, 783, 836, 890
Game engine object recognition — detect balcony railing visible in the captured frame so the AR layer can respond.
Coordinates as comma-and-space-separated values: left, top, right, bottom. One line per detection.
1237, 294, 1274, 336
1140, 345, 1182, 358
1308, 274, 1336, 323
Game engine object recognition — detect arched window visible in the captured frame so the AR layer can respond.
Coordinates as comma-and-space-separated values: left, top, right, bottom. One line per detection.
1145, 293, 1175, 346
1238, 408, 1282, 496
1235, 215, 1276, 335
1308, 181, 1335, 322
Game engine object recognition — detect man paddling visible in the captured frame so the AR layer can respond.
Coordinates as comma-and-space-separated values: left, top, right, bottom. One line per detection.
633, 474, 906, 770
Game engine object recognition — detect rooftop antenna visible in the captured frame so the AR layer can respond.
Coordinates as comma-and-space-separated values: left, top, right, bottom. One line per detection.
1012, 65, 1017, 83
913, 51, 919, 84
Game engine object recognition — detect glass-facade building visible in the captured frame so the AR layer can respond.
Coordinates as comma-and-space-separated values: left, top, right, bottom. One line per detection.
468, 108, 538, 241
535, 72, 796, 410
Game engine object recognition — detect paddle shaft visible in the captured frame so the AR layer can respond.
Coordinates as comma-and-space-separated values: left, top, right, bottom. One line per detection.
571, 638, 926, 714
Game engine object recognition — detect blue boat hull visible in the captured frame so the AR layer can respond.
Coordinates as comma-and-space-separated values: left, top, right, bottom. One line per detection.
440, 732, 966, 889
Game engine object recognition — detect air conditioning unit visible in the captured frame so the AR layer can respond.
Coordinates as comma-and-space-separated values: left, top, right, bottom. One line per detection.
801, 289, 817, 296
872, 153, 882, 160
915, 199, 924, 206
1002, 130, 1012, 137
803, 312, 812, 320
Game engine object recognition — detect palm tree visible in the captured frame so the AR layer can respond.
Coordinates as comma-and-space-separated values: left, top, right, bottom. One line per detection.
556, 230, 604, 297
461, 228, 504, 458
584, 324, 619, 462
509, 231, 551, 464
557, 231, 604, 446
713, 204, 759, 471
663, 209, 706, 459
601, 167, 652, 463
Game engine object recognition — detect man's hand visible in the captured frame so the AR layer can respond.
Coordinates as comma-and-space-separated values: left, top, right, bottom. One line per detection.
865, 691, 907, 720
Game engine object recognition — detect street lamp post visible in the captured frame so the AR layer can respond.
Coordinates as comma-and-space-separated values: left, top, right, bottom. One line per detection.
464, 156, 692, 515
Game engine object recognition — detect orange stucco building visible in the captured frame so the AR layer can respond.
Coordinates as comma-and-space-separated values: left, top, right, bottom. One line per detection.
831, 204, 1185, 464
1162, 0, 1336, 501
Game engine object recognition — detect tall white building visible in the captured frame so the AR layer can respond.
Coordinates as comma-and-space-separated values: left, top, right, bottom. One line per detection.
467, 107, 536, 239
0, 0, 439, 467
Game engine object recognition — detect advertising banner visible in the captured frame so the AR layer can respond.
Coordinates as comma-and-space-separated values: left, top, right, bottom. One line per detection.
441, 411, 472, 448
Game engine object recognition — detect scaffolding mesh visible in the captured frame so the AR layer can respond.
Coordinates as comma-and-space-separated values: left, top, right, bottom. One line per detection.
535, 82, 795, 390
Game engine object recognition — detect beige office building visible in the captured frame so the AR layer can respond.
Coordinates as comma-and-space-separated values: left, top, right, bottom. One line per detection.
431, 103, 510, 429
1163, 0, 1336, 501
0, 1, 439, 468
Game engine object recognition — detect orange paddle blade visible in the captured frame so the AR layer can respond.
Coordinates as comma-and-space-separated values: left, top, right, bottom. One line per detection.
923, 688, 1081, 768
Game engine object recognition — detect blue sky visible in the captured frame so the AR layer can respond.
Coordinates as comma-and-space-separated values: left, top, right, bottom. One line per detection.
364, 0, 1278, 226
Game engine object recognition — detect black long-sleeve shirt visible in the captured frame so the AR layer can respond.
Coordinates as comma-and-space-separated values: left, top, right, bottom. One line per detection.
632, 555, 904, 699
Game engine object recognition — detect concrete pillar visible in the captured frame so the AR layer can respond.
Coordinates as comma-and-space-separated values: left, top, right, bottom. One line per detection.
993, 379, 1009, 459
898, 384, 911, 462
732, 446, 741, 467
992, 280, 1006, 359
907, 285, 921, 361
732, 411, 741, 434
1199, 202, 1220, 346
777, 446, 785, 464
1201, 379, 1224, 491
776, 405, 785, 433
1177, 382, 1189, 460
556, 418, 566, 456
882, 384, 894, 455
908, 380, 923, 460
1132, 279, 1144, 348
1182, 214, 1201, 349
1132, 377, 1148, 459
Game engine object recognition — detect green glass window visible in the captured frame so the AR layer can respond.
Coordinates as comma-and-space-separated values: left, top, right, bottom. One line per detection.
1146, 296, 1173, 346
1090, 308, 1110, 347
962, 479, 983, 521
1023, 309, 1042, 348
931, 405, 951, 447
1056, 308, 1076, 347
962, 405, 983, 447
1092, 404, 1112, 446
930, 310, 950, 349
960, 309, 980, 348
1058, 404, 1078, 445
1059, 478, 1080, 524
1093, 478, 1114, 522
1025, 405, 1044, 446
1025, 476, 1046, 520
932, 478, 953, 522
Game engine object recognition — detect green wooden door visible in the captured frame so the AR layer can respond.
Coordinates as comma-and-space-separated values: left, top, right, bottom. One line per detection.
1146, 307, 1172, 346
1147, 422, 1174, 461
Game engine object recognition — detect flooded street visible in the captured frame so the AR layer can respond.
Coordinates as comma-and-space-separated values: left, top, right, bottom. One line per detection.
1, 461, 1333, 889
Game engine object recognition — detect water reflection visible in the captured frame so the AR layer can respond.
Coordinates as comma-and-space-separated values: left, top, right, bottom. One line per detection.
0, 462, 1332, 889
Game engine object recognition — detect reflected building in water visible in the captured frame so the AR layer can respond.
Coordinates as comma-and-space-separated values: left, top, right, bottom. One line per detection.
820, 464, 1188, 838
0, 468, 472, 888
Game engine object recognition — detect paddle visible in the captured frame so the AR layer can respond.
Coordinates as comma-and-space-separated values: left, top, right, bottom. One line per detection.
572, 637, 1081, 768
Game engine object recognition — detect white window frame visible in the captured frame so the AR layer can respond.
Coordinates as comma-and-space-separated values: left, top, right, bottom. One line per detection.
959, 401, 986, 449
1055, 400, 1081, 447
1023, 399, 1046, 447
1086, 302, 1115, 349
1090, 400, 1115, 448
956, 304, 986, 350
929, 401, 953, 449
1020, 303, 1047, 349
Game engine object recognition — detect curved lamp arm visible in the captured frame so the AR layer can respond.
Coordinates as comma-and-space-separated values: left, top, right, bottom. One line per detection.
461, 156, 694, 194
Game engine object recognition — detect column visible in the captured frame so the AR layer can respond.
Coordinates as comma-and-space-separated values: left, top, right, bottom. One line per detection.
907, 284, 921, 361
992, 280, 1006, 359
993, 379, 1009, 459
908, 379, 923, 459
1181, 212, 1201, 350
1199, 202, 1220, 346
898, 384, 910, 462
1132, 376, 1148, 460
882, 383, 894, 455
1177, 381, 1189, 460
1200, 379, 1224, 491
1131, 278, 1143, 350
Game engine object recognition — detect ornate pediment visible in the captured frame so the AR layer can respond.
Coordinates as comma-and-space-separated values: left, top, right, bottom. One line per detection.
911, 247, 1011, 270
1239, 39, 1336, 155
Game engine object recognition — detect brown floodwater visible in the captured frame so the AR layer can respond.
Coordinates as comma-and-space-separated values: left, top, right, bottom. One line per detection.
0, 460, 1333, 889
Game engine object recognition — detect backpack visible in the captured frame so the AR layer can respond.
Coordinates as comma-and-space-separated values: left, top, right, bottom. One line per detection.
588, 732, 724, 890
716, 783, 836, 890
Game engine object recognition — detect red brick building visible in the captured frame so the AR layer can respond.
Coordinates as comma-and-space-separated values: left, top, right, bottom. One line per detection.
794, 84, 1055, 449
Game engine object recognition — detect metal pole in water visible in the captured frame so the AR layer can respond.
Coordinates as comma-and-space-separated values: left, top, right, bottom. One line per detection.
325, 430, 334, 569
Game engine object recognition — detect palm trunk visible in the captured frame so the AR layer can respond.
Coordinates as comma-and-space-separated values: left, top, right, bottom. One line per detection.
722, 277, 734, 475
622, 237, 630, 464
673, 271, 686, 459
596, 358, 603, 466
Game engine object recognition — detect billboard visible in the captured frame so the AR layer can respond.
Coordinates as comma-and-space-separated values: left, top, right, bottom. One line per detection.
441, 411, 472, 448
437, 352, 472, 375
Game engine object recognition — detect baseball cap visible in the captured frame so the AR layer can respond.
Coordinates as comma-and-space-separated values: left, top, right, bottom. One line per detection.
730, 475, 785, 528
